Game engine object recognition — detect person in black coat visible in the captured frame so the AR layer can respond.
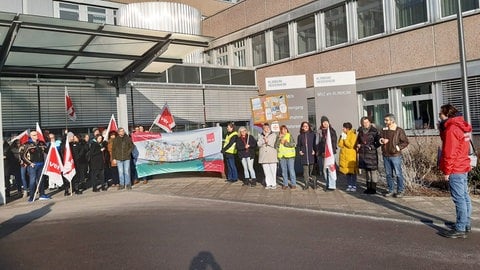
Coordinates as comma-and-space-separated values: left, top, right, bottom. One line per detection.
356, 116, 381, 194
235, 126, 257, 186
297, 121, 316, 189
89, 135, 109, 192
71, 134, 88, 194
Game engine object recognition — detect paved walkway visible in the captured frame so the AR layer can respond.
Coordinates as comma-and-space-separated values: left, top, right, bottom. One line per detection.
2, 175, 479, 231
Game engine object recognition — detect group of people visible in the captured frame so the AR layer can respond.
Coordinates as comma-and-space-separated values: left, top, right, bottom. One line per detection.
3, 125, 147, 202
222, 105, 473, 239
222, 114, 410, 195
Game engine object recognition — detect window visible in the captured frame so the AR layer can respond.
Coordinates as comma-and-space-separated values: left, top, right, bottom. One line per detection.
362, 90, 389, 127
252, 33, 266, 66
59, 3, 79, 21
357, 0, 384, 39
324, 5, 348, 47
168, 66, 200, 84
87, 7, 106, 24
216, 46, 228, 66
201, 68, 230, 85
233, 40, 246, 67
272, 25, 290, 61
395, 0, 428, 29
297, 16, 316, 55
401, 84, 434, 130
441, 0, 478, 17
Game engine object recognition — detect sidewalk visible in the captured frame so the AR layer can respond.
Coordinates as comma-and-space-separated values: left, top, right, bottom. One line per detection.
2, 174, 479, 231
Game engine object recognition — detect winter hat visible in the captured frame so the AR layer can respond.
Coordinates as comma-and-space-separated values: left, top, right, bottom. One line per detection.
320, 116, 329, 123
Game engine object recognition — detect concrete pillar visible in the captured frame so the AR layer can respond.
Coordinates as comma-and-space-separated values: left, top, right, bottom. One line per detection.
116, 86, 129, 133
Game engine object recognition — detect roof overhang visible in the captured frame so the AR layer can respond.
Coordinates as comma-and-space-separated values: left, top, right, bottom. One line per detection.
0, 12, 211, 85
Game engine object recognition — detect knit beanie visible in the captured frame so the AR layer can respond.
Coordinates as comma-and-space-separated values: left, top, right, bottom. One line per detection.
320, 116, 329, 124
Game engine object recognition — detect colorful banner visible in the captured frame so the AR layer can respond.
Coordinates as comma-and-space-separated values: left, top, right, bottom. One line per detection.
131, 127, 224, 177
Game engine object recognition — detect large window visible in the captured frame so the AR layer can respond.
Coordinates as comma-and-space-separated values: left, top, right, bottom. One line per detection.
362, 90, 389, 128
216, 46, 228, 66
441, 0, 478, 17
395, 0, 428, 29
357, 0, 384, 39
401, 84, 434, 130
297, 16, 316, 55
272, 25, 290, 61
233, 40, 246, 67
87, 7, 106, 24
59, 3, 79, 21
324, 5, 348, 47
252, 33, 266, 66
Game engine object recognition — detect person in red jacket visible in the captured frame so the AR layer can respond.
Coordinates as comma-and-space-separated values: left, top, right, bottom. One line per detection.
438, 104, 473, 238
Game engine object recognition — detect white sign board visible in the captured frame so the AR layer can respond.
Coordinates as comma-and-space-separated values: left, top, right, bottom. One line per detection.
314, 71, 356, 87
266, 75, 306, 91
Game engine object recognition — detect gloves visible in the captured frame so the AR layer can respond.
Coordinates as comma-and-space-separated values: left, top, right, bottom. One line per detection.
341, 132, 347, 140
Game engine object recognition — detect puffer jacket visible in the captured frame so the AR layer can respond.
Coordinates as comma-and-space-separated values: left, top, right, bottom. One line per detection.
338, 129, 358, 174
439, 116, 472, 175
356, 126, 381, 170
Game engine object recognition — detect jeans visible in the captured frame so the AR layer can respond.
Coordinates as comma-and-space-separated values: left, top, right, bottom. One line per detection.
279, 158, 296, 186
27, 163, 45, 199
449, 173, 472, 231
117, 159, 131, 187
346, 173, 357, 187
21, 166, 28, 191
383, 155, 405, 193
225, 155, 238, 181
240, 157, 256, 179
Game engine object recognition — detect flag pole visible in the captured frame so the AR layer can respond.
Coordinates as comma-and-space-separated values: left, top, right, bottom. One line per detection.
65, 86, 68, 132
33, 145, 52, 201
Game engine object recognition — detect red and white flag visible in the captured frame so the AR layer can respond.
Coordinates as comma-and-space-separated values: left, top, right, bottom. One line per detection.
41, 144, 65, 189
324, 127, 337, 189
65, 87, 77, 121
9, 129, 30, 144
153, 103, 176, 133
36, 122, 46, 143
62, 135, 76, 182
103, 114, 118, 138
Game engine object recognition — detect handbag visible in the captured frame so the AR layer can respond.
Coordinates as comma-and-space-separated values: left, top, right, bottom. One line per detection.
469, 140, 477, 168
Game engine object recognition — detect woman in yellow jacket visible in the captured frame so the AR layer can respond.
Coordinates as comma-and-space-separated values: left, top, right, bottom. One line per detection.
338, 122, 358, 192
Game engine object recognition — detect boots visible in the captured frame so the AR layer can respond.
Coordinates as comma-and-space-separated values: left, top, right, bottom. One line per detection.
242, 179, 250, 186
370, 182, 377, 194
303, 179, 309, 190
363, 182, 372, 194
250, 179, 256, 187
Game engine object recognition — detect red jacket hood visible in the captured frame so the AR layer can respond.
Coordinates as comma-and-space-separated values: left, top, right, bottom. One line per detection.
444, 116, 472, 133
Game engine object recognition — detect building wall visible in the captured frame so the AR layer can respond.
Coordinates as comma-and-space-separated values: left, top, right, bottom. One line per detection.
203, 0, 314, 37
254, 14, 480, 94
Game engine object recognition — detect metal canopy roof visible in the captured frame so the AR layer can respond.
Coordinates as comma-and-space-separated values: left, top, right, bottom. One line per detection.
0, 11, 211, 85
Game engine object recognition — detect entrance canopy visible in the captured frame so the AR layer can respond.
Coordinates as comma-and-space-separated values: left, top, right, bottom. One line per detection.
0, 11, 211, 84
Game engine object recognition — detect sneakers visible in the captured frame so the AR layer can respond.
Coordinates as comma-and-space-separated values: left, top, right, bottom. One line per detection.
118, 185, 125, 190
394, 192, 404, 198
126, 185, 132, 190
265, 185, 277, 190
346, 186, 357, 192
383, 191, 394, 197
440, 229, 467, 239
27, 197, 34, 203
39, 194, 51, 200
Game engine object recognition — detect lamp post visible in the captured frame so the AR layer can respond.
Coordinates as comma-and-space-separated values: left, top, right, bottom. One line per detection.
457, 0, 471, 124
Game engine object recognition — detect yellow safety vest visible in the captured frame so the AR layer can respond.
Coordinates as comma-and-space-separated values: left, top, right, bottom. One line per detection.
278, 133, 296, 158
223, 131, 238, 154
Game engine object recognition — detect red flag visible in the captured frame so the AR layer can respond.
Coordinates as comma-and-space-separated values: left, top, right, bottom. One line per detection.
41, 144, 64, 188
324, 127, 337, 188
103, 114, 118, 138
62, 135, 76, 182
154, 103, 176, 133
9, 129, 30, 144
36, 122, 46, 143
65, 87, 77, 121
